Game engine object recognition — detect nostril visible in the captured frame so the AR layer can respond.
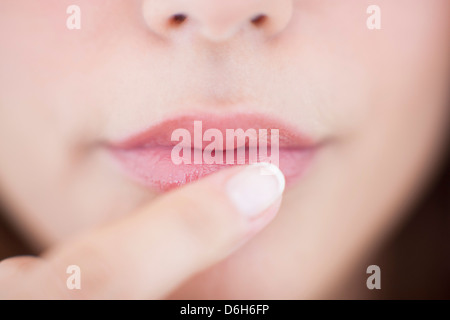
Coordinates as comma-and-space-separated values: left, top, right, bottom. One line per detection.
170, 13, 188, 26
142, 1, 293, 40
251, 14, 267, 26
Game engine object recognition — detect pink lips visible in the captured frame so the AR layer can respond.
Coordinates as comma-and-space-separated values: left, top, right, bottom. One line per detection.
108, 113, 317, 192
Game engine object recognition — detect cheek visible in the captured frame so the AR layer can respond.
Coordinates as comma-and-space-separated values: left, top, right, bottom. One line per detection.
282, 0, 449, 137
0, 0, 144, 145
0, 0, 128, 85
363, 0, 450, 145
358, 0, 450, 132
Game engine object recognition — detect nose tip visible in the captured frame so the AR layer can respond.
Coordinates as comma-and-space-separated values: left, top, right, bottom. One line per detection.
142, 0, 293, 42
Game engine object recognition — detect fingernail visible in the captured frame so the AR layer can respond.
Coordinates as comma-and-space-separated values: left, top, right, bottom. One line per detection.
226, 163, 285, 218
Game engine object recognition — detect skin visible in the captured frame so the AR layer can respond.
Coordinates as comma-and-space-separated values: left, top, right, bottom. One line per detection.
0, 0, 449, 299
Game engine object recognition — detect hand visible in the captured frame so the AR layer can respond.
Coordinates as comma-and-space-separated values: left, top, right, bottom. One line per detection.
0, 163, 285, 299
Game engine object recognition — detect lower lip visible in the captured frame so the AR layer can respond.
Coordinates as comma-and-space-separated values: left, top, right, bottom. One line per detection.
110, 146, 315, 192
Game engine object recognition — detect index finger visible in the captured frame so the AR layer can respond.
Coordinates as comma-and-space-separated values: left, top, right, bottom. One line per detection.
1, 163, 284, 299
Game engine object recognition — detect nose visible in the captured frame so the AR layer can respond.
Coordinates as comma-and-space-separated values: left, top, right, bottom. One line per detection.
142, 0, 293, 41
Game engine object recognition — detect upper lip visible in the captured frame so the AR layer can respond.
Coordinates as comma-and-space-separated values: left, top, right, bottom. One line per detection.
109, 112, 316, 150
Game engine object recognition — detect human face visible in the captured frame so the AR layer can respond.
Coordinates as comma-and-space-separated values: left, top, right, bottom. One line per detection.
0, 0, 449, 298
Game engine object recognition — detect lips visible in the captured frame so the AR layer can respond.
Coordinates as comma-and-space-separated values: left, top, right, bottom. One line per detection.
108, 113, 317, 192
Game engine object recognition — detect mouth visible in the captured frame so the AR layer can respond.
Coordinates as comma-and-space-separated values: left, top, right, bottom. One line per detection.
107, 113, 319, 192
